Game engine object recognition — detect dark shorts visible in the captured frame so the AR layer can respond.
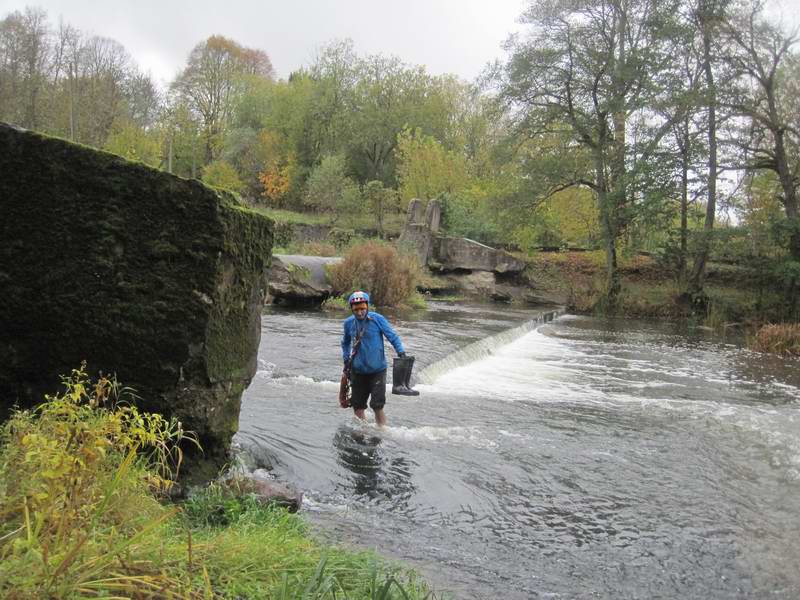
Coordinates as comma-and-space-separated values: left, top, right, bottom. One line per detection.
350, 369, 387, 411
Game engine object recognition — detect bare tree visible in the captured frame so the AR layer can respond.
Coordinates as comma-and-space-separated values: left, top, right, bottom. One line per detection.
0, 7, 50, 129
722, 0, 800, 261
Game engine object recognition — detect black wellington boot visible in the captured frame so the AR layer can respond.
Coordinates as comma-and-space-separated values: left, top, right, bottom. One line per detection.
392, 355, 420, 396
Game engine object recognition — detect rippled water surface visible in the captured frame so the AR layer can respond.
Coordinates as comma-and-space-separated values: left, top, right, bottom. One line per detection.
235, 303, 800, 599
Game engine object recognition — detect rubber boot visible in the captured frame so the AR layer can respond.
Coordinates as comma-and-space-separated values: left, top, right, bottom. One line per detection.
392, 355, 420, 396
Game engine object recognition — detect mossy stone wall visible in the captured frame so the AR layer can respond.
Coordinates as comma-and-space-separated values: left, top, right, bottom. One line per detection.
0, 123, 273, 473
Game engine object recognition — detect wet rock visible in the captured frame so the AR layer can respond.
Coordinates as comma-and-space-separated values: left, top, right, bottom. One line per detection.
438, 271, 497, 296
399, 198, 524, 275
267, 254, 341, 306
433, 237, 526, 274
222, 474, 303, 513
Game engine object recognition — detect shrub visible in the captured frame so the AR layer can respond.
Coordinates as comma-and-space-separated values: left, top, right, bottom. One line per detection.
328, 241, 419, 307
328, 227, 357, 250
304, 154, 361, 217
0, 364, 194, 598
750, 323, 800, 356
202, 160, 245, 194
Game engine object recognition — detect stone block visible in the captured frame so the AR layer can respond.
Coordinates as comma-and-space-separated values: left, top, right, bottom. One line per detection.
433, 237, 526, 273
267, 254, 341, 305
0, 122, 273, 477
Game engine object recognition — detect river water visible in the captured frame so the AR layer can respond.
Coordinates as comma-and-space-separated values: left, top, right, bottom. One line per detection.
234, 302, 800, 599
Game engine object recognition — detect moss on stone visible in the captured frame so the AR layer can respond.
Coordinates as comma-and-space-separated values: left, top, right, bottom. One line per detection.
0, 123, 273, 477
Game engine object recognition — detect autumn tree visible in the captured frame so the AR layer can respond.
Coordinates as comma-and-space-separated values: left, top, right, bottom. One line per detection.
257, 130, 297, 206
172, 35, 274, 164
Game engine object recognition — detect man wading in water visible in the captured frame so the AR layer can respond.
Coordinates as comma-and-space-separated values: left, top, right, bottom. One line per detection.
341, 290, 418, 427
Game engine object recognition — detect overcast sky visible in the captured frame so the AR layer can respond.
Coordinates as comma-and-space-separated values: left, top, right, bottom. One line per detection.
1, 0, 799, 87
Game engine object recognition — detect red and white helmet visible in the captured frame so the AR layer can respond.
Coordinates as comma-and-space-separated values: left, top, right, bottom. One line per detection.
348, 290, 370, 306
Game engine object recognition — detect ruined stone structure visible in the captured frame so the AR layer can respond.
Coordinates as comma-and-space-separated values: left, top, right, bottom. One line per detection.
399, 198, 526, 299
0, 123, 273, 476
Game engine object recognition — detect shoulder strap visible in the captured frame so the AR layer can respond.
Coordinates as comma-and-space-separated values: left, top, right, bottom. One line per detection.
347, 318, 370, 369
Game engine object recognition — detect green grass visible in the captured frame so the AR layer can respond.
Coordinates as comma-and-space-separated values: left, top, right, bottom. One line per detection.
0, 368, 443, 599
178, 487, 439, 599
321, 295, 349, 312
251, 207, 331, 226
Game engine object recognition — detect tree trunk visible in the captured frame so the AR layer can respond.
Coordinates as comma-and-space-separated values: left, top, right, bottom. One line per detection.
679, 118, 690, 284
597, 177, 621, 306
168, 135, 174, 174
688, 9, 717, 298
68, 74, 76, 142
680, 160, 689, 283
773, 129, 800, 262
605, 227, 621, 302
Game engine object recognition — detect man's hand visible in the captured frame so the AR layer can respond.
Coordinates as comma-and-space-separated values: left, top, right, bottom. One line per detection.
398, 351, 406, 357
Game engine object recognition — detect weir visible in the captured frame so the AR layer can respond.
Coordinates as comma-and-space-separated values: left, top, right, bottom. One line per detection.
416, 309, 562, 384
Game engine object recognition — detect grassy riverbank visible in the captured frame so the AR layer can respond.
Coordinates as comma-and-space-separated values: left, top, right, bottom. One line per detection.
522, 250, 800, 355
0, 367, 439, 599
525, 250, 793, 322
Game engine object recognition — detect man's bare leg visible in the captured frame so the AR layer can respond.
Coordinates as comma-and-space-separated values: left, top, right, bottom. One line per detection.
374, 408, 387, 427
354, 408, 366, 420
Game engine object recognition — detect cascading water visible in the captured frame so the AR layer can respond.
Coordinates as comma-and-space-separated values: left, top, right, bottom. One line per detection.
416, 309, 561, 384
235, 302, 800, 599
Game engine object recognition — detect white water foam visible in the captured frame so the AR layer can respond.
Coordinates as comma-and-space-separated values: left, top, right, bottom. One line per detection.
417, 309, 562, 384
383, 425, 498, 449
421, 318, 800, 476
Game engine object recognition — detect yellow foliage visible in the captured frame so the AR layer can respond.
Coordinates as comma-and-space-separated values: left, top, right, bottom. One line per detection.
104, 119, 162, 167
202, 160, 245, 194
259, 160, 295, 204
395, 127, 470, 202
256, 129, 297, 206
0, 364, 197, 597
542, 187, 599, 243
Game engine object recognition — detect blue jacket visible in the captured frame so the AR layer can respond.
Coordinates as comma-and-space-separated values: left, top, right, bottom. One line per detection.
341, 312, 405, 375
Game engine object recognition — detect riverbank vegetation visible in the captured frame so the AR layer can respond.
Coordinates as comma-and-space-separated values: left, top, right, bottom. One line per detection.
0, 367, 440, 599
526, 250, 796, 325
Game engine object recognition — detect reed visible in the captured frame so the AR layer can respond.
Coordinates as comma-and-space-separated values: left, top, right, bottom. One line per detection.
749, 323, 800, 356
